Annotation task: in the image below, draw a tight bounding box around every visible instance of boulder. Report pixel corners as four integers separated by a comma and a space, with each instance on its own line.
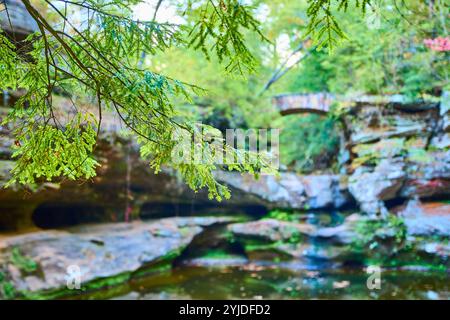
345, 98, 449, 216
417, 242, 450, 259
301, 175, 349, 208
348, 158, 406, 216
396, 200, 450, 237
227, 219, 318, 260
312, 213, 362, 245
215, 171, 351, 210
0, 216, 235, 298
226, 214, 366, 263
400, 150, 450, 199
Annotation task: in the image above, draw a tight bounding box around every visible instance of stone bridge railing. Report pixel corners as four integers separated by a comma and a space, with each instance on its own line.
273, 92, 440, 116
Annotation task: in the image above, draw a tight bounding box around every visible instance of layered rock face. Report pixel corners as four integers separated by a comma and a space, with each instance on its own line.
345, 96, 450, 216
217, 95, 448, 269
214, 171, 352, 210
213, 96, 449, 216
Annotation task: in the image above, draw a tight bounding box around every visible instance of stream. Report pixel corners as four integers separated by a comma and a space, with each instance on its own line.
67, 265, 449, 300
57, 211, 449, 300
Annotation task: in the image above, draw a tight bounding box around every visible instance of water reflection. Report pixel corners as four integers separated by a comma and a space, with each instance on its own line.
69, 266, 449, 300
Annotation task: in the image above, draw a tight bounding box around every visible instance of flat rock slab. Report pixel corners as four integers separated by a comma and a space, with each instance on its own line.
182, 256, 249, 268
397, 201, 450, 237
0, 216, 235, 295
227, 219, 317, 242
227, 218, 353, 264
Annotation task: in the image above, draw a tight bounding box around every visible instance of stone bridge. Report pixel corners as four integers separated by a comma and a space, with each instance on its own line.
273, 92, 439, 116
273, 93, 334, 115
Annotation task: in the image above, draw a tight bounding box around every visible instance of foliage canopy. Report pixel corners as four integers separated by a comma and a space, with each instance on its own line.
0, 0, 447, 196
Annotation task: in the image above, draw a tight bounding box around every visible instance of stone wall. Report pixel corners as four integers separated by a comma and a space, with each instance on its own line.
345, 95, 449, 216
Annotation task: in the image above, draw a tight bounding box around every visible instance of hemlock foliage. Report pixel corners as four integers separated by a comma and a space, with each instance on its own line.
1, 0, 275, 199
0, 0, 447, 197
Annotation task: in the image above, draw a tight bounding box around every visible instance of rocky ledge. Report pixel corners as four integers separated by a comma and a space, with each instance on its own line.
224, 202, 449, 269
215, 171, 352, 210
345, 94, 450, 216
0, 216, 236, 299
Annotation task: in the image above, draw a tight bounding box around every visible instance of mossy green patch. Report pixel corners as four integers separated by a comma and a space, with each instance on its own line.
263, 209, 301, 222
197, 249, 241, 260
0, 270, 16, 300
10, 247, 37, 273
349, 215, 449, 269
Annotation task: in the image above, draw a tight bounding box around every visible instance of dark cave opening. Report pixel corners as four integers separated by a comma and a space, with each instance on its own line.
139, 201, 268, 219
32, 203, 107, 229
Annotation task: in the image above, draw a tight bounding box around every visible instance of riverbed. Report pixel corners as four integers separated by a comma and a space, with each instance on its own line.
67, 265, 449, 300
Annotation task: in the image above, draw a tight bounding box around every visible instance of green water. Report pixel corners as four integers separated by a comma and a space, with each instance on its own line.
61, 210, 449, 300
67, 265, 449, 300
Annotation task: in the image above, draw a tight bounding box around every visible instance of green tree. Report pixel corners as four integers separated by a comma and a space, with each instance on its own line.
265, 0, 449, 97
1, 0, 419, 197
1, 0, 272, 200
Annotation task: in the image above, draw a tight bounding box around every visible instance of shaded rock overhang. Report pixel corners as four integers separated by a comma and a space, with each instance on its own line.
0, 0, 38, 41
